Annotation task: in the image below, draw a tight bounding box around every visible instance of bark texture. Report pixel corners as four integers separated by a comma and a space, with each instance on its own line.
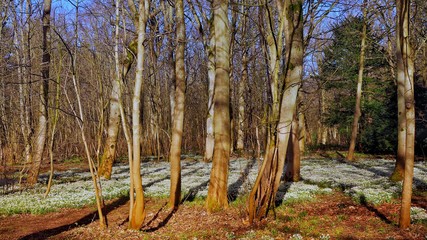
206, 0, 231, 213
391, 0, 407, 182
99, 80, 121, 179
204, 20, 216, 162
27, 0, 51, 185
129, 0, 148, 230
169, 0, 186, 208
248, 0, 303, 223
397, 0, 415, 229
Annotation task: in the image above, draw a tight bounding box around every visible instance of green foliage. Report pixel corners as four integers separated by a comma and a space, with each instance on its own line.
319, 16, 396, 153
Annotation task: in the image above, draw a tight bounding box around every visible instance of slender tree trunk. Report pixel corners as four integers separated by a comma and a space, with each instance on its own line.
236, 4, 248, 151
169, 0, 186, 208
114, 0, 135, 224
398, 0, 415, 229
391, 0, 407, 182
13, 2, 32, 165
44, 52, 62, 198
286, 113, 301, 182
248, 0, 303, 223
347, 0, 367, 161
58, 0, 107, 228
129, 0, 148, 229
319, 88, 328, 145
99, 38, 136, 179
237, 51, 248, 151
206, 0, 231, 213
204, 20, 215, 162
298, 111, 306, 153
27, 0, 51, 185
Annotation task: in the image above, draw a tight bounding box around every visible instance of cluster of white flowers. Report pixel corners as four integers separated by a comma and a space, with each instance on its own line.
0, 157, 426, 219
301, 158, 426, 204
411, 206, 427, 223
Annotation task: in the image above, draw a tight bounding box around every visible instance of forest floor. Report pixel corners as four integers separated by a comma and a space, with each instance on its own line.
1, 192, 426, 239
0, 154, 426, 239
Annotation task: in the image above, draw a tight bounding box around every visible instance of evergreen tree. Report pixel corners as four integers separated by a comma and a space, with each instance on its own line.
319, 16, 396, 153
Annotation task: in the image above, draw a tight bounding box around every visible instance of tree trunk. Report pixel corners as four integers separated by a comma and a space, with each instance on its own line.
27, 0, 51, 185
206, 0, 231, 213
298, 111, 306, 153
286, 113, 301, 182
129, 0, 148, 230
391, 1, 407, 182
236, 6, 248, 151
169, 0, 186, 209
398, 0, 415, 229
248, 0, 303, 223
99, 37, 136, 179
99, 80, 121, 179
347, 0, 367, 161
114, 0, 135, 224
237, 51, 247, 151
204, 19, 215, 162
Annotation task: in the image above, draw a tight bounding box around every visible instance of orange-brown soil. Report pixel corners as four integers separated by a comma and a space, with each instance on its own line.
0, 192, 425, 240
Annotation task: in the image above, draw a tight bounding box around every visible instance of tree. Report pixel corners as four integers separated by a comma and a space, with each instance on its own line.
27, 0, 51, 185
187, 0, 216, 162
56, 0, 107, 228
206, 0, 231, 213
319, 16, 395, 154
169, 0, 186, 208
397, 0, 415, 229
129, 0, 149, 230
248, 0, 303, 223
347, 0, 368, 161
99, 37, 137, 180
236, 2, 248, 151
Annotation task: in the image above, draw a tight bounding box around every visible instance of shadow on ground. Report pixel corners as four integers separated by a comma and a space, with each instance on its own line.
19, 196, 129, 240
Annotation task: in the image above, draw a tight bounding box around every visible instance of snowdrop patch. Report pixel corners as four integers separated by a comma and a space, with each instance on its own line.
0, 157, 426, 217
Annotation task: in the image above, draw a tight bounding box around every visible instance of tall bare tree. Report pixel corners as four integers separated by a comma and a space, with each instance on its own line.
99, 39, 137, 180
397, 0, 415, 229
27, 0, 51, 185
236, 2, 248, 151
391, 1, 407, 182
206, 0, 231, 213
187, 0, 216, 162
248, 0, 303, 223
347, 0, 368, 161
169, 0, 186, 208
129, 0, 149, 230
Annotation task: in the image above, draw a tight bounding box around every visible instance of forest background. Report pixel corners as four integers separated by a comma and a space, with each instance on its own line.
0, 0, 426, 232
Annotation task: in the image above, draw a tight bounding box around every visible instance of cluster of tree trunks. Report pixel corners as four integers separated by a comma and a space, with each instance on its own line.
2, 0, 419, 231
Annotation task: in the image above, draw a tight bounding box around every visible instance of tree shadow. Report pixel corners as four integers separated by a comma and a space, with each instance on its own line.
142, 207, 177, 232
345, 161, 427, 190
275, 181, 293, 207
142, 202, 168, 228
19, 196, 130, 240
228, 158, 256, 202
181, 180, 209, 203
359, 194, 393, 225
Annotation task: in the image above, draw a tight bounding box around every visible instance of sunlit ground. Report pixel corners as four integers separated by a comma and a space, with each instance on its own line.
1, 156, 426, 222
